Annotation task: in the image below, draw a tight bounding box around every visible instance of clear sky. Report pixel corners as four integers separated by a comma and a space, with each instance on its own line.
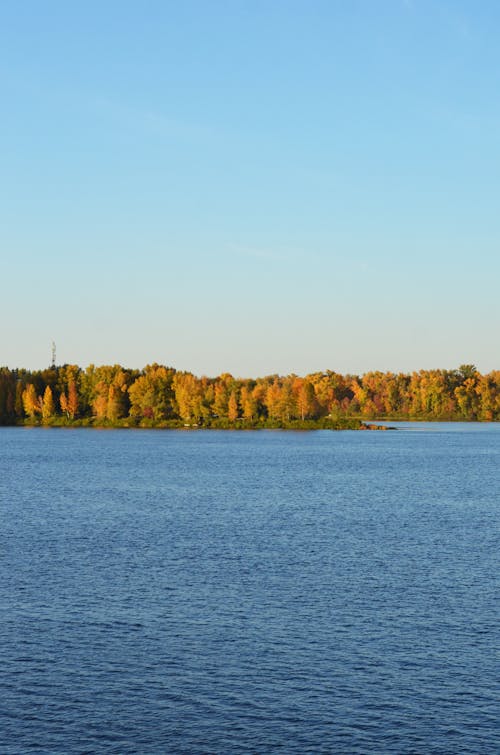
1, 0, 499, 377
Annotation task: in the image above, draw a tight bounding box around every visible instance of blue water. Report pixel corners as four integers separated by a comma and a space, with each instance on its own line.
1, 426, 498, 754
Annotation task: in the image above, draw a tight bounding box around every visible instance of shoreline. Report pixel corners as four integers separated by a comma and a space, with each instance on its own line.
1, 419, 394, 431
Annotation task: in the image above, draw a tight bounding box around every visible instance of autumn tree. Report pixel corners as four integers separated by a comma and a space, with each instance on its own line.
106, 384, 122, 421
23, 384, 41, 419
128, 365, 174, 421
0, 362, 498, 426
68, 379, 79, 418
294, 378, 317, 420
265, 379, 282, 420
309, 371, 350, 417
278, 379, 296, 421
92, 381, 108, 419
474, 374, 496, 421
228, 390, 239, 422
251, 382, 267, 420
213, 381, 229, 418
240, 384, 258, 421
455, 377, 479, 420
42, 386, 55, 422
57, 365, 81, 419
172, 372, 207, 423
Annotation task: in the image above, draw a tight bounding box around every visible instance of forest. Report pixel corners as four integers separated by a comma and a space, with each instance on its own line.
0, 362, 498, 428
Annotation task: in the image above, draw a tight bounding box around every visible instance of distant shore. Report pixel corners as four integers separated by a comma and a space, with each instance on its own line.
1, 362, 496, 427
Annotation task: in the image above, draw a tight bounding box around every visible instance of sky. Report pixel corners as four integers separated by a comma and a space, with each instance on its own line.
1, 0, 499, 377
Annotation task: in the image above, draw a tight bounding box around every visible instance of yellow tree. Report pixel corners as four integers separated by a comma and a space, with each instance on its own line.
213, 381, 229, 418
228, 390, 239, 422
310, 372, 338, 416
294, 378, 316, 420
23, 384, 41, 419
92, 381, 108, 418
455, 377, 479, 419
42, 386, 55, 423
265, 379, 282, 420
361, 372, 388, 416
128, 365, 174, 421
476, 373, 500, 421
171, 372, 206, 422
240, 384, 257, 421
87, 366, 131, 420
278, 378, 296, 421
106, 385, 121, 421
349, 378, 367, 415
58, 364, 80, 420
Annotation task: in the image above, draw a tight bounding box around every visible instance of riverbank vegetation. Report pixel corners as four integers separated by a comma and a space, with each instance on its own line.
0, 363, 497, 428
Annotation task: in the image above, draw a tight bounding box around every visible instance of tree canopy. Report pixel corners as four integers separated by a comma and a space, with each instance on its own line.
0, 363, 498, 427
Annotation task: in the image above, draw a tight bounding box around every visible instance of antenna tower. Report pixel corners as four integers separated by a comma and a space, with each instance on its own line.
51, 341, 56, 368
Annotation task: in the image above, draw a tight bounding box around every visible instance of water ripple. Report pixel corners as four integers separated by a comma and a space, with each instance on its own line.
0, 427, 498, 753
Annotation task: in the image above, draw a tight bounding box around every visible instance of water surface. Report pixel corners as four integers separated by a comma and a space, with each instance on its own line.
1, 426, 498, 753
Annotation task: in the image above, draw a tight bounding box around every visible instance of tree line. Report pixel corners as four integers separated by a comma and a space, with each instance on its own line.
0, 363, 497, 428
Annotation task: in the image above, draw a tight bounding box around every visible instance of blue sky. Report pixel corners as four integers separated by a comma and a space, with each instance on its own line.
1, 0, 499, 376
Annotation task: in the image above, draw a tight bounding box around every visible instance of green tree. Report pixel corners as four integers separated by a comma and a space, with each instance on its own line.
129, 364, 175, 421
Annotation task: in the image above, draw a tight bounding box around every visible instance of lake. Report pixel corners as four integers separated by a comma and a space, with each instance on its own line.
1, 425, 498, 753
